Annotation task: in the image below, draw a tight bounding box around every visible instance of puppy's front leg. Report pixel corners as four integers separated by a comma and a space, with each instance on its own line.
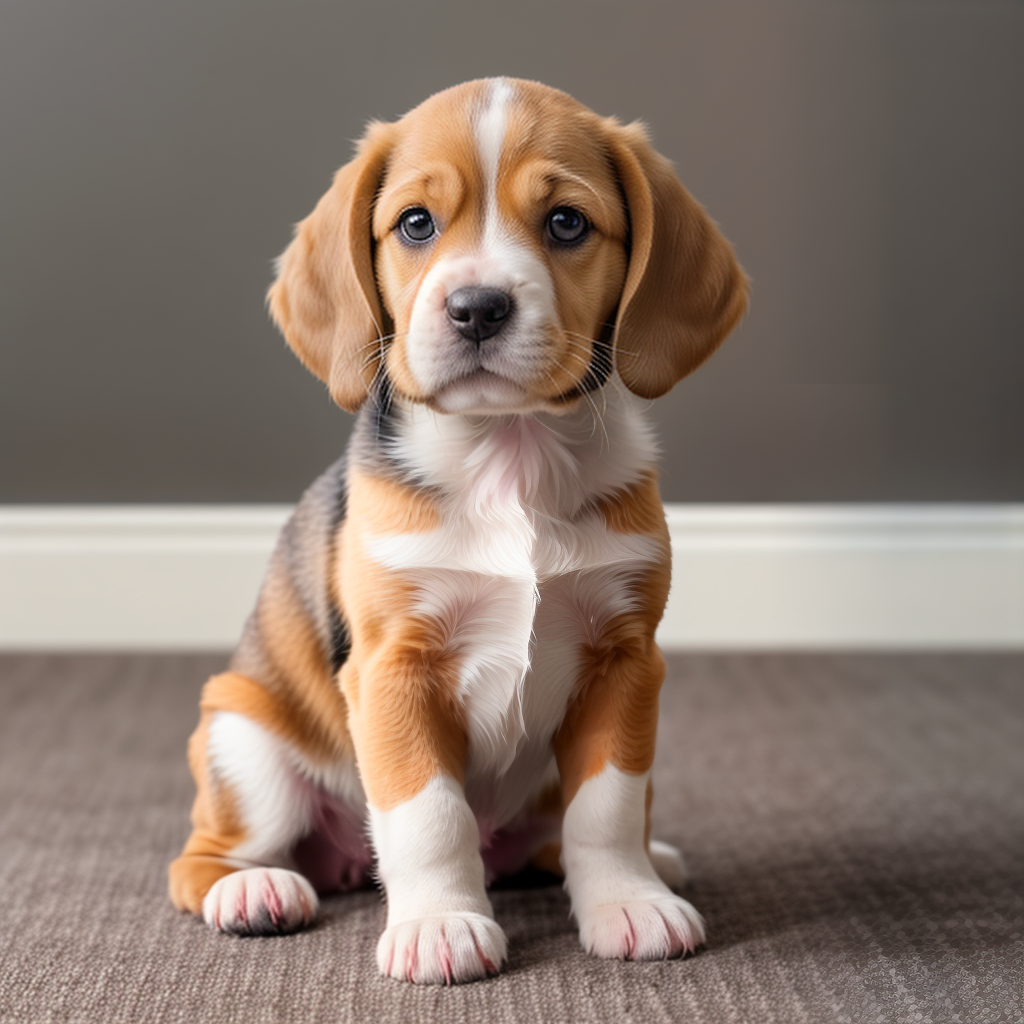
342, 650, 505, 984
555, 638, 705, 961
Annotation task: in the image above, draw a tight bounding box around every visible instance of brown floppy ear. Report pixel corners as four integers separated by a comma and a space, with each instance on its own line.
267, 121, 395, 413
605, 121, 749, 398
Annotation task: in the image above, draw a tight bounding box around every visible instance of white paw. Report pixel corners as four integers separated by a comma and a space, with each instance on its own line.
578, 894, 706, 960
376, 912, 507, 985
202, 867, 318, 936
648, 839, 689, 891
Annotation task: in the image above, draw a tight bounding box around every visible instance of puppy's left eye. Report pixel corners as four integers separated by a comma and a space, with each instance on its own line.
546, 206, 590, 245
397, 207, 436, 244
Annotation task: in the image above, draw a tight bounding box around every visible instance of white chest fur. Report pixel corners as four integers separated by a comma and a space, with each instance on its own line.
365, 386, 662, 827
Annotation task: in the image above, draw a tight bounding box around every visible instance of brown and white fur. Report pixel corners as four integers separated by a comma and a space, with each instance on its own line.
169, 78, 747, 984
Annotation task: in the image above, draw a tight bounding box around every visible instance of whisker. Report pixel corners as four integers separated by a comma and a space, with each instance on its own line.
543, 355, 609, 452
358, 330, 412, 405
353, 331, 401, 358
558, 335, 614, 420
562, 328, 641, 363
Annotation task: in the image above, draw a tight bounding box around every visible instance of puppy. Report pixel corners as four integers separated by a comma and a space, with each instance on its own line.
169, 78, 747, 984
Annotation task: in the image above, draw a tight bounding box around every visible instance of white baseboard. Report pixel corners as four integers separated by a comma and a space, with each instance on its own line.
1, 505, 1021, 650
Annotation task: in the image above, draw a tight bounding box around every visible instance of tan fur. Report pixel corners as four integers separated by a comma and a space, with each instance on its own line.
366, 81, 631, 407
269, 80, 750, 416
345, 468, 440, 537
337, 474, 468, 810
268, 122, 396, 412
555, 481, 672, 804
340, 633, 468, 811
235, 570, 352, 760
492, 85, 632, 399
594, 471, 667, 536
172, 79, 746, 930
370, 85, 489, 405
555, 626, 668, 804
607, 121, 750, 397
171, 472, 453, 902
169, 708, 247, 914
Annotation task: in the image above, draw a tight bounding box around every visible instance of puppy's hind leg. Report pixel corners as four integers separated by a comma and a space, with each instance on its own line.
524, 839, 690, 891
169, 673, 365, 936
647, 839, 689, 891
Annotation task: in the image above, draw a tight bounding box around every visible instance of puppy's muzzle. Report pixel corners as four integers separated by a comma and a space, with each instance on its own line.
446, 287, 514, 343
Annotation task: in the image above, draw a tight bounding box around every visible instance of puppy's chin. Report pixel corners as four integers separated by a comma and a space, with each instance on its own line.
428, 369, 558, 416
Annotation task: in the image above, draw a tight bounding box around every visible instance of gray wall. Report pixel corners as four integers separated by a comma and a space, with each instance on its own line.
2, 0, 1021, 504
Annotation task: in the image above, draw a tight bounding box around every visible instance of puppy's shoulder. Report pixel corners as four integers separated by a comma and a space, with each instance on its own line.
587, 470, 667, 539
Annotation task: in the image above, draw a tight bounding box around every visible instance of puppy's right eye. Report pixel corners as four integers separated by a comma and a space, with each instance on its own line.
397, 207, 436, 244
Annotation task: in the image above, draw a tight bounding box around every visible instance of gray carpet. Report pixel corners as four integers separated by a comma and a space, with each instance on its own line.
0, 653, 1020, 1024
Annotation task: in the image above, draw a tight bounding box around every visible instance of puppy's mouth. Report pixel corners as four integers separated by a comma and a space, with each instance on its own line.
391, 326, 588, 415
429, 368, 543, 415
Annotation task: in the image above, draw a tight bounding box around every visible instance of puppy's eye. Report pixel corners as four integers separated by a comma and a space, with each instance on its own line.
546, 206, 589, 245
397, 207, 436, 244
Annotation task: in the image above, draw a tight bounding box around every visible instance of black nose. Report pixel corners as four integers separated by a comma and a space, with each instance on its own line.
446, 287, 513, 343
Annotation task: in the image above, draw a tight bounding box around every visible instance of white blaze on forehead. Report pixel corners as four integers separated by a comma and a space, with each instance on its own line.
403, 76, 562, 402
476, 78, 514, 245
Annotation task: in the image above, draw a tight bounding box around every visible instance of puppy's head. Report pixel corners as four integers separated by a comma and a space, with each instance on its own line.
269, 78, 747, 415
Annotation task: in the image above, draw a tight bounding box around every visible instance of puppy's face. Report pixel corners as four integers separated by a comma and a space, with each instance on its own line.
372, 80, 628, 415
269, 79, 747, 415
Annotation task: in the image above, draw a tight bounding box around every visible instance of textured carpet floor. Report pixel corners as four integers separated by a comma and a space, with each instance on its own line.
0, 653, 1020, 1024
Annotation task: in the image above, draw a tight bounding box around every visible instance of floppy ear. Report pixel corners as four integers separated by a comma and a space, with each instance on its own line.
267, 121, 395, 413
605, 121, 749, 398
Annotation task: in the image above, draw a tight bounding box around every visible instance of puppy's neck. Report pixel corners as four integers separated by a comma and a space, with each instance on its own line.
355, 379, 658, 521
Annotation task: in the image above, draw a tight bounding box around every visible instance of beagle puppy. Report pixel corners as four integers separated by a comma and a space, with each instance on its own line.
169, 78, 747, 984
